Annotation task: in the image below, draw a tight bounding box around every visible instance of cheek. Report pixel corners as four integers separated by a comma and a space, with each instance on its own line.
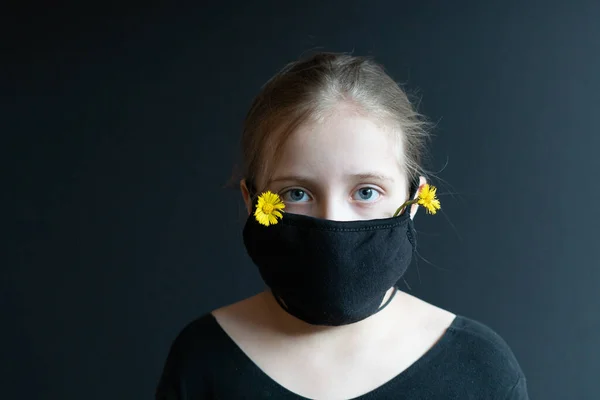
354, 197, 398, 220
383, 187, 410, 216
281, 203, 312, 217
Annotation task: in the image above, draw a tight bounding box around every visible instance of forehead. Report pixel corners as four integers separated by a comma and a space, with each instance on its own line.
270, 108, 406, 182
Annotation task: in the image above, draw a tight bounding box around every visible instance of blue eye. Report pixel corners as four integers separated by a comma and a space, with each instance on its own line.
353, 187, 380, 202
281, 189, 310, 203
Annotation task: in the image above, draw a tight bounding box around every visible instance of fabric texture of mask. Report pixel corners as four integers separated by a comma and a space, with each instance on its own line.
242, 206, 418, 326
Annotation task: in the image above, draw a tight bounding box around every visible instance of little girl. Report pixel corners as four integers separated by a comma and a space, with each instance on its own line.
156, 51, 528, 399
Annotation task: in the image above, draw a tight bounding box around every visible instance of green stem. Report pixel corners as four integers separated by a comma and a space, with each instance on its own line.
393, 199, 418, 217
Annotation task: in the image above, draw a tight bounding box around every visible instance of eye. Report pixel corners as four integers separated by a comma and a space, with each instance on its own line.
281, 188, 311, 203
352, 187, 381, 202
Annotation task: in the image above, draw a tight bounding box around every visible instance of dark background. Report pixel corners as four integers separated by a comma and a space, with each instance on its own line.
4, 1, 599, 399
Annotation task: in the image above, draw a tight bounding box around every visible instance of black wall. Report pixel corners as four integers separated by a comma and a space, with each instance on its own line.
5, 1, 600, 399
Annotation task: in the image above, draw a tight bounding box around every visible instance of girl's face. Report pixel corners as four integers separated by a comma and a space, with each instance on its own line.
253, 105, 411, 222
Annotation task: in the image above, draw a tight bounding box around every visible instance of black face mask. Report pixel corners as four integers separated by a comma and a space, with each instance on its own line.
242, 203, 418, 326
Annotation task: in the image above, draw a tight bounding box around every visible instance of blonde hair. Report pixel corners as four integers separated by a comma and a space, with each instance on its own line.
239, 51, 432, 197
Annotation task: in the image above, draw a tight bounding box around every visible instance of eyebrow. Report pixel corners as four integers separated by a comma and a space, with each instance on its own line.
268, 173, 395, 185
349, 173, 395, 184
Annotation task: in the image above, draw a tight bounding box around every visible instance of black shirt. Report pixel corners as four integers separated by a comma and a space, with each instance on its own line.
156, 313, 529, 399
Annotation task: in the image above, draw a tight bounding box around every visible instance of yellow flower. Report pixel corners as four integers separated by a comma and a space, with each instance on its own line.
254, 191, 286, 226
393, 183, 442, 217
417, 183, 441, 215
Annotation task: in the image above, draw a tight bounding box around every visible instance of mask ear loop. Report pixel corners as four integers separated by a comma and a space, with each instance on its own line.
272, 288, 398, 316
377, 286, 398, 312
272, 291, 289, 310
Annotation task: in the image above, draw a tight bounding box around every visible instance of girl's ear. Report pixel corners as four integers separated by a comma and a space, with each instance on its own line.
240, 179, 252, 215
409, 176, 426, 220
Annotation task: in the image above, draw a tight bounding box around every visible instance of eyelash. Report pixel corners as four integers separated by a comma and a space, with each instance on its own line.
280, 188, 311, 203
279, 186, 383, 203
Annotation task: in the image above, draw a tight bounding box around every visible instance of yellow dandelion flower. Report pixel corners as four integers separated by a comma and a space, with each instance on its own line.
254, 191, 286, 226
417, 184, 441, 215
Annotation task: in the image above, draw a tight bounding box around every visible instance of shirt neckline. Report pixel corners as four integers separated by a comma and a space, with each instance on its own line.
208, 312, 462, 399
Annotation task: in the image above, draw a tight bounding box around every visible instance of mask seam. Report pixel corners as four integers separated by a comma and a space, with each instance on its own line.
274, 221, 411, 232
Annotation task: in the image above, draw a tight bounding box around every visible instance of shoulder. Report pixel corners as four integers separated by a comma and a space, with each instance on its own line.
155, 294, 267, 398
155, 313, 225, 399
443, 315, 528, 397
409, 293, 524, 379
403, 291, 528, 398
160, 312, 227, 369
449, 315, 524, 372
